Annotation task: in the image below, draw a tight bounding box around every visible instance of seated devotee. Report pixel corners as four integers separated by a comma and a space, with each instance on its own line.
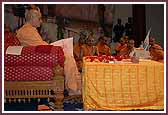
73, 36, 99, 74
74, 36, 85, 59
16, 7, 81, 95
149, 37, 164, 62
118, 39, 136, 58
80, 36, 99, 57
115, 36, 127, 55
96, 36, 111, 56
73, 36, 85, 72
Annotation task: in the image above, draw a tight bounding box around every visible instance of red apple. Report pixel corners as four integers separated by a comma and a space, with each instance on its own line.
115, 56, 123, 61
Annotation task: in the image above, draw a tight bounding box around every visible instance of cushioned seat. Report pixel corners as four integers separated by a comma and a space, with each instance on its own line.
4, 32, 65, 110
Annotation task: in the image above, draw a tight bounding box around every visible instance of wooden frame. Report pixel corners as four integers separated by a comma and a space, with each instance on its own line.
4, 65, 64, 111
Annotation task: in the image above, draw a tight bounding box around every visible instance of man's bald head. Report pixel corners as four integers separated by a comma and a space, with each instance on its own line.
26, 9, 41, 20
26, 9, 42, 28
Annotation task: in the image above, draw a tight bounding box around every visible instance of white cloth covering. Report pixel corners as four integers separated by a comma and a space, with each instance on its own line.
6, 46, 24, 55
50, 37, 74, 57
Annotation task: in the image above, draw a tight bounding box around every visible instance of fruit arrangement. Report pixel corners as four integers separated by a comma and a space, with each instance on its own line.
84, 55, 126, 63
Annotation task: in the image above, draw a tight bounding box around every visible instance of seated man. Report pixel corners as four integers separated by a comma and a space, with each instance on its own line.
72, 36, 98, 74
115, 36, 127, 55
96, 36, 111, 56
16, 7, 81, 95
80, 36, 99, 57
73, 36, 85, 72
149, 37, 164, 62
118, 39, 136, 58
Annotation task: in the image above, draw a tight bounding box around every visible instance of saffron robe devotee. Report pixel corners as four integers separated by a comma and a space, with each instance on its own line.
149, 37, 164, 62
73, 37, 84, 59
80, 36, 99, 57
73, 37, 84, 72
16, 8, 81, 95
96, 36, 111, 56
115, 36, 127, 55
118, 39, 136, 58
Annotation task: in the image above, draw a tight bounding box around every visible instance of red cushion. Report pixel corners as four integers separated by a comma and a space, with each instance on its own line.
35, 45, 53, 54
4, 32, 64, 81
5, 46, 64, 67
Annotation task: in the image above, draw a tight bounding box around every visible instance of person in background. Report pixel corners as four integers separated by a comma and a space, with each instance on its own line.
125, 17, 134, 37
113, 18, 125, 42
118, 39, 136, 58
115, 36, 127, 55
4, 5, 18, 32
149, 37, 164, 62
40, 16, 58, 43
73, 36, 85, 72
96, 36, 111, 56
16, 7, 81, 95
94, 27, 104, 45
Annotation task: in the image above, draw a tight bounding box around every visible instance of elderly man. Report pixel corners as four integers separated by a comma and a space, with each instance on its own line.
149, 37, 164, 62
16, 7, 81, 95
17, 8, 48, 46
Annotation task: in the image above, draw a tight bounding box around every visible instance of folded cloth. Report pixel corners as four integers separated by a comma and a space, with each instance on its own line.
6, 46, 23, 55
35, 45, 53, 54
